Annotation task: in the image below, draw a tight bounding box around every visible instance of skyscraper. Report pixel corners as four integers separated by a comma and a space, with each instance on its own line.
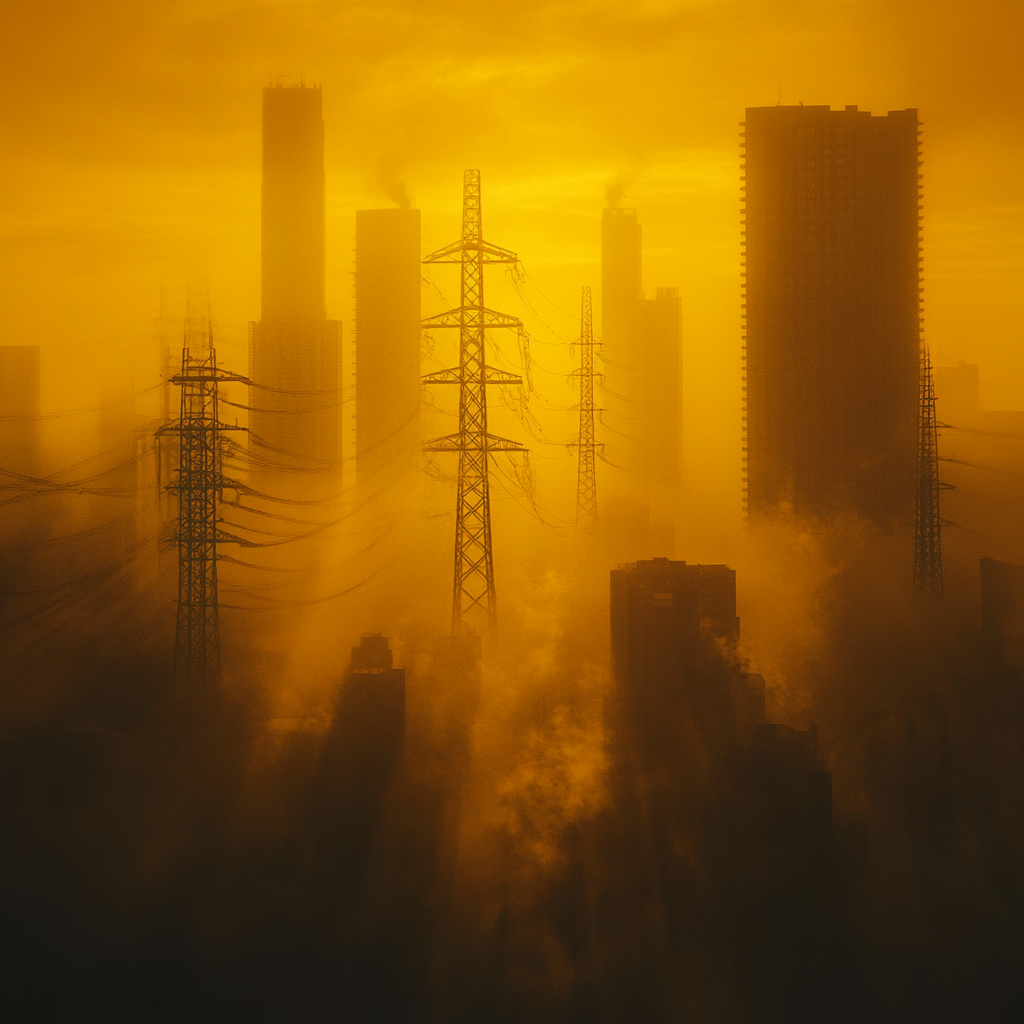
639, 288, 681, 489
601, 207, 643, 482
601, 209, 682, 556
355, 208, 421, 482
742, 104, 920, 524
249, 83, 340, 465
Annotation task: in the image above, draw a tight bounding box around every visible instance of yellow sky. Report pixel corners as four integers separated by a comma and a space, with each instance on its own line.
1, 0, 1021, 500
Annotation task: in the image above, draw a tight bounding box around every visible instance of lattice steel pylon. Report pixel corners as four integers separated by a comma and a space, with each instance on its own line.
568, 285, 603, 535
914, 343, 947, 595
160, 329, 248, 684
423, 169, 526, 635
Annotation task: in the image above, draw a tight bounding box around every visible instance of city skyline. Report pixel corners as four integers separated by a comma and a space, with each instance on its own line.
1, 3, 1022, 1020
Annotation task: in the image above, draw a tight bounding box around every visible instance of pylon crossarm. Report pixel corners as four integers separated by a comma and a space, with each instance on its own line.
423, 366, 522, 385
170, 371, 250, 386
215, 528, 249, 545
425, 433, 526, 452
422, 368, 463, 384
484, 434, 526, 451
484, 368, 523, 385
424, 433, 466, 451
423, 240, 467, 263
478, 242, 518, 263
158, 421, 247, 434
422, 308, 523, 330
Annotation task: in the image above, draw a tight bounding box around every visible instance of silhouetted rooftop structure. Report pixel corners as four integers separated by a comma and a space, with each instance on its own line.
611, 557, 739, 676
349, 632, 395, 673
611, 558, 756, 753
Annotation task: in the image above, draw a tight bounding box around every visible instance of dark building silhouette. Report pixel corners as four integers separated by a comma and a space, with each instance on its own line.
611, 557, 740, 690
340, 633, 406, 758
743, 104, 920, 525
249, 83, 339, 465
601, 209, 681, 556
304, 634, 405, 904
610, 557, 761, 773
607, 557, 841, 1016
354, 208, 421, 482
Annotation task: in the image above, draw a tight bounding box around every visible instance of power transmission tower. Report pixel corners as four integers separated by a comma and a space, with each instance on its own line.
422, 169, 526, 635
914, 343, 948, 595
160, 330, 248, 684
569, 285, 603, 535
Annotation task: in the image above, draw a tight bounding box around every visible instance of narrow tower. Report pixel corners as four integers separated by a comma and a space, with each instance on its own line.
570, 286, 602, 535
249, 83, 340, 466
355, 207, 422, 482
422, 170, 525, 634
914, 344, 944, 594
601, 207, 642, 478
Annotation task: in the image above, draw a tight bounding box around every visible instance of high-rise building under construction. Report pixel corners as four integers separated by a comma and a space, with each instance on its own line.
249, 83, 340, 465
742, 104, 920, 524
355, 208, 421, 481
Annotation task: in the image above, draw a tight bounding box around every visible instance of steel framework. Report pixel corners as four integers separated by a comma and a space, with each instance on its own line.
160, 340, 247, 683
914, 344, 947, 595
569, 286, 603, 535
423, 169, 525, 634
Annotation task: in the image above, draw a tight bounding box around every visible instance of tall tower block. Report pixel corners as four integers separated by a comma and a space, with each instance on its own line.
742, 105, 920, 525
250, 84, 340, 465
601, 207, 642, 481
355, 208, 422, 481
601, 207, 681, 557
640, 286, 682, 489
